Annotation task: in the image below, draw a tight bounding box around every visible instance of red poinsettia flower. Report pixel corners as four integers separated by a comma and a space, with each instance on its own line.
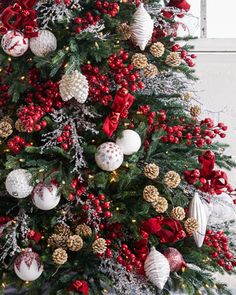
156, 218, 186, 243
68, 280, 89, 295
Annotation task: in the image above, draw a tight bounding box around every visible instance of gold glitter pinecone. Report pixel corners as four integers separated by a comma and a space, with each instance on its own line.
117, 23, 131, 40
190, 105, 201, 117
1, 116, 13, 125
67, 235, 83, 251
152, 197, 168, 213
144, 163, 160, 179
185, 217, 199, 235
182, 92, 193, 102
0, 121, 13, 138
52, 248, 68, 265
75, 224, 92, 237
171, 207, 186, 220
143, 185, 159, 203
54, 223, 71, 238
150, 42, 165, 58
143, 64, 159, 78
165, 52, 181, 67
92, 238, 107, 254
15, 119, 26, 132
164, 171, 181, 188
47, 234, 68, 249
131, 53, 148, 69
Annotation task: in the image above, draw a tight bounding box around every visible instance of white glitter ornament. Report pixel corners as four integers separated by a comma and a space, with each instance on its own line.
144, 247, 170, 290
5, 169, 33, 199
116, 129, 141, 155
130, 3, 154, 51
59, 70, 89, 104
14, 249, 43, 281
189, 193, 208, 248
29, 30, 57, 57
95, 142, 124, 171
32, 182, 61, 210
1, 31, 29, 57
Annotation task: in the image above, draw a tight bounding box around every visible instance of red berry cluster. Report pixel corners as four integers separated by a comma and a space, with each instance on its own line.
204, 230, 236, 272
17, 104, 48, 133
54, 0, 71, 6
56, 124, 73, 151
117, 244, 142, 273
82, 193, 113, 219
108, 50, 145, 92
7, 136, 28, 154
95, 1, 119, 17
70, 177, 86, 201
100, 222, 123, 240
0, 79, 10, 108
152, 26, 168, 42
74, 13, 101, 34
172, 44, 196, 67
81, 64, 112, 105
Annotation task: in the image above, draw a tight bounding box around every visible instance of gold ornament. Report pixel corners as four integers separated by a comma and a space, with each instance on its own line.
165, 52, 181, 67
171, 207, 186, 220
143, 64, 159, 78
54, 223, 71, 238
67, 235, 83, 251
182, 92, 193, 102
143, 185, 159, 202
92, 238, 107, 254
75, 224, 92, 237
150, 42, 165, 58
52, 248, 68, 265
164, 171, 181, 188
152, 197, 168, 213
190, 105, 201, 117
117, 23, 131, 40
131, 53, 148, 69
15, 119, 26, 132
185, 217, 199, 235
144, 163, 160, 179
0, 121, 13, 138
47, 234, 68, 249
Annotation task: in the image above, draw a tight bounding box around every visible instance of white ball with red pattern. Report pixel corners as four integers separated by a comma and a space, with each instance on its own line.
95, 142, 124, 171
32, 182, 61, 210
1, 31, 29, 57
116, 129, 141, 155
14, 249, 43, 281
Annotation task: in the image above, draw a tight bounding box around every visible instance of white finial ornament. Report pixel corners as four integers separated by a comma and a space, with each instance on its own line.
130, 3, 154, 51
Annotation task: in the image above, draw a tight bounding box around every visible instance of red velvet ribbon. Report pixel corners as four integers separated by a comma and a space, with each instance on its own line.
103, 89, 134, 137
0, 0, 38, 37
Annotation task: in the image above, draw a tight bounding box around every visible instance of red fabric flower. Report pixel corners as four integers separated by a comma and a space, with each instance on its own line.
68, 280, 89, 295
156, 218, 186, 243
27, 230, 42, 243
142, 216, 163, 234
168, 0, 190, 12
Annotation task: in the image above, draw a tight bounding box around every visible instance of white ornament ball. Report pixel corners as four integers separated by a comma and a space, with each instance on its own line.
1, 30, 29, 57
30, 30, 57, 57
144, 247, 170, 290
59, 70, 89, 104
116, 129, 141, 155
95, 142, 124, 171
14, 249, 43, 281
5, 169, 33, 199
32, 182, 61, 210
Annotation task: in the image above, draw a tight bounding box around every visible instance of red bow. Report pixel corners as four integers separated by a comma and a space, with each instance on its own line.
68, 280, 89, 295
103, 88, 134, 137
0, 0, 38, 38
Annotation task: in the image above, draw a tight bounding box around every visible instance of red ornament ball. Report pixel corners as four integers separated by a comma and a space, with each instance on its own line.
163, 247, 186, 272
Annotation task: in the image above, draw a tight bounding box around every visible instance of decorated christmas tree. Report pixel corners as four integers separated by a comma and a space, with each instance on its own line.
0, 0, 236, 294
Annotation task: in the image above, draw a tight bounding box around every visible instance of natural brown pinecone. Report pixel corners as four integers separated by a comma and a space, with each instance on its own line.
150, 42, 165, 58
67, 235, 83, 251
143, 185, 159, 202
92, 238, 107, 254
0, 121, 13, 138
184, 217, 199, 235
131, 53, 148, 69
182, 92, 193, 102
75, 224, 92, 237
143, 64, 159, 78
165, 52, 181, 67
54, 223, 71, 238
47, 234, 68, 249
152, 197, 168, 213
164, 171, 181, 188
171, 207, 186, 220
15, 119, 26, 132
190, 105, 201, 117
117, 23, 132, 40
52, 248, 68, 265
144, 163, 160, 179
1, 116, 13, 125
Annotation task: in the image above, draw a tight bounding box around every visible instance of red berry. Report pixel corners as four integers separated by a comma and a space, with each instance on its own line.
217, 259, 225, 266
225, 263, 232, 272
126, 264, 133, 272
117, 256, 123, 264
225, 252, 233, 259
104, 211, 112, 218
